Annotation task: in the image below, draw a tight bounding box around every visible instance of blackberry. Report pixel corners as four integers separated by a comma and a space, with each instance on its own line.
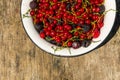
34, 22, 44, 33
66, 3, 71, 11
99, 5, 105, 14
70, 23, 77, 29
29, 1, 37, 9
50, 40, 57, 45
82, 39, 92, 47
77, 23, 82, 26
82, 24, 91, 33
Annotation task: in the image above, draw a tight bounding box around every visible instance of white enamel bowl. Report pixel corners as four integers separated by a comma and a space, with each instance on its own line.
21, 0, 116, 56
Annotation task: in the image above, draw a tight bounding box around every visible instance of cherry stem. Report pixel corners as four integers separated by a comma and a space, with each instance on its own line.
23, 9, 31, 18
51, 46, 65, 53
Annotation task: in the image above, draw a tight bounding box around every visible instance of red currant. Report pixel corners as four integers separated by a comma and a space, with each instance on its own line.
40, 32, 46, 38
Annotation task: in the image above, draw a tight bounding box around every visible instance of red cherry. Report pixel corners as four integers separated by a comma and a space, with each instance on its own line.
68, 34, 73, 38
67, 15, 73, 20
30, 10, 35, 16
57, 25, 63, 31
55, 36, 61, 43
49, 11, 54, 15
56, 14, 62, 19
95, 1, 99, 4
64, 12, 68, 17
85, 19, 91, 24
79, 20, 84, 25
76, 11, 81, 16
82, 13, 88, 18
40, 32, 46, 38
53, 0, 57, 3
75, 4, 80, 9
57, 3, 61, 6
74, 32, 79, 36
52, 5, 58, 10
77, 0, 82, 3
61, 36, 67, 41
67, 41, 73, 47
50, 23, 55, 27
98, 22, 104, 29
96, 7, 100, 12
80, 34, 85, 39
45, 22, 49, 26
45, 31, 50, 36
53, 20, 57, 24
64, 31, 69, 36
79, 8, 84, 13
93, 29, 100, 38
99, 0, 104, 3
44, 2, 49, 7
50, 31, 56, 37
47, 26, 52, 30
64, 25, 72, 30
92, 7, 96, 12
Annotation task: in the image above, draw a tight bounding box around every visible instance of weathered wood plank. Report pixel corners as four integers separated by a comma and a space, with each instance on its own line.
0, 0, 120, 80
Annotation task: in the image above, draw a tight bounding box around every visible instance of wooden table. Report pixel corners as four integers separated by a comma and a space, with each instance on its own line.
0, 0, 120, 80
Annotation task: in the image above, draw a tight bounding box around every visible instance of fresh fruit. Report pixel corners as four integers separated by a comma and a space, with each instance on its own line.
34, 22, 44, 33
93, 29, 100, 38
72, 41, 81, 49
29, 1, 37, 9
40, 32, 46, 38
82, 39, 92, 47
82, 24, 91, 33
67, 41, 73, 47
28, 0, 105, 49
99, 5, 105, 14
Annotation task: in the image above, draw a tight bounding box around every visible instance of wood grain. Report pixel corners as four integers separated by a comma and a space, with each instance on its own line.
0, 0, 120, 80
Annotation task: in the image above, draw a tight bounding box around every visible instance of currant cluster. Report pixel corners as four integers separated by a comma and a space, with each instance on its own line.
29, 0, 105, 49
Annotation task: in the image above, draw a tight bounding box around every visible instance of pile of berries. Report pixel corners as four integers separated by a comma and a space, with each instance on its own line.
29, 0, 105, 49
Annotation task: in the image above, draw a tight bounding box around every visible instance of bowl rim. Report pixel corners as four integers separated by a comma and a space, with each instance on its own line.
20, 0, 119, 57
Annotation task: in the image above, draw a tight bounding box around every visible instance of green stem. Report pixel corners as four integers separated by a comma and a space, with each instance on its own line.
22, 9, 31, 18
51, 46, 65, 53
67, 48, 72, 54
103, 9, 117, 15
